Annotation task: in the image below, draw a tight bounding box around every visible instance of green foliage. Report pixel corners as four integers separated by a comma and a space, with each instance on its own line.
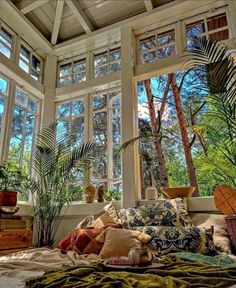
30, 122, 96, 247
0, 160, 29, 194
104, 190, 121, 201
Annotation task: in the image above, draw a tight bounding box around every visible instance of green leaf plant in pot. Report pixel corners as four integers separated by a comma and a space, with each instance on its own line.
29, 122, 96, 247
0, 160, 29, 208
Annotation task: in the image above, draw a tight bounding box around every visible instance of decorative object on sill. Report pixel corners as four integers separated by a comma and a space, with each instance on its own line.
128, 247, 153, 266
85, 184, 96, 203
214, 184, 236, 215
145, 187, 158, 200
161, 186, 195, 199
225, 215, 236, 254
97, 185, 105, 202
0, 206, 19, 215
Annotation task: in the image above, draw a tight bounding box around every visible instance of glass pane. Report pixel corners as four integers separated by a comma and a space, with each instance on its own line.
94, 66, 108, 78
0, 97, 5, 140
31, 69, 40, 81
207, 13, 228, 31
140, 37, 156, 52
113, 110, 121, 178
15, 88, 27, 106
19, 59, 29, 73
57, 119, 69, 137
74, 72, 86, 83
109, 49, 121, 61
60, 63, 72, 77
142, 51, 156, 63
93, 94, 107, 111
59, 76, 72, 87
157, 45, 176, 58
20, 46, 30, 63
209, 30, 229, 41
157, 30, 175, 46
94, 53, 108, 67
110, 62, 121, 73
72, 100, 84, 116
186, 20, 205, 38
71, 117, 84, 146
32, 55, 40, 72
73, 60, 86, 73
0, 43, 11, 58
57, 102, 70, 118
0, 76, 8, 94
0, 28, 12, 48
28, 98, 38, 112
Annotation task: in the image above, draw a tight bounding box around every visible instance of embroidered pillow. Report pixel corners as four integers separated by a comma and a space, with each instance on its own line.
134, 226, 214, 255
118, 198, 192, 228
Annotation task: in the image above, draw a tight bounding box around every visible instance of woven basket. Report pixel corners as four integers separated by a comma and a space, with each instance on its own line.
225, 215, 236, 254
214, 185, 236, 215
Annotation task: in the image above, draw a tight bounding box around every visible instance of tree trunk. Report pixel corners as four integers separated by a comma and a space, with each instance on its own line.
144, 79, 169, 188
139, 150, 146, 199
169, 73, 199, 196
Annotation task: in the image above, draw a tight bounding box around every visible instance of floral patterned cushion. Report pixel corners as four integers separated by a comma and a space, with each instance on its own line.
134, 226, 214, 255
118, 198, 192, 228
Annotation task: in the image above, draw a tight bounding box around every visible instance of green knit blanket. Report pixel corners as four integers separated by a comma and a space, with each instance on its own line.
25, 254, 236, 288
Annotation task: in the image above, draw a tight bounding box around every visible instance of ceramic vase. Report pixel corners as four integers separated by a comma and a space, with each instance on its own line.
85, 184, 96, 203
145, 187, 158, 200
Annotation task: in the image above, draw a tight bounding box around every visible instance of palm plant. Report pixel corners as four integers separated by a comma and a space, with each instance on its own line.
186, 37, 236, 186
30, 122, 96, 247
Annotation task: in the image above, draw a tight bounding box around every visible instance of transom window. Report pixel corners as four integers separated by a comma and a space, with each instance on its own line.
19, 44, 41, 82
58, 58, 86, 87
186, 12, 229, 50
92, 90, 122, 195
0, 26, 13, 59
8, 87, 40, 174
139, 29, 176, 64
0, 75, 8, 150
93, 48, 121, 78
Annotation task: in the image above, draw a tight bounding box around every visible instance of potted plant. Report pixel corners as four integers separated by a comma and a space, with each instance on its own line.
30, 122, 96, 247
0, 161, 29, 207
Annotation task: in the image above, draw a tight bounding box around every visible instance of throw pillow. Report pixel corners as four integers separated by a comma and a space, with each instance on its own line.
190, 213, 231, 253
96, 228, 151, 258
118, 198, 192, 229
76, 215, 95, 229
134, 226, 214, 255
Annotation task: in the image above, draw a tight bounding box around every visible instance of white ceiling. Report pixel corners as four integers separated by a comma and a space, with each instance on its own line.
10, 0, 174, 45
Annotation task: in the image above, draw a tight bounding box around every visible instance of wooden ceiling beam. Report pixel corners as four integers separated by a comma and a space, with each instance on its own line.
18, 0, 50, 14
51, 0, 64, 45
144, 0, 154, 11
66, 0, 94, 33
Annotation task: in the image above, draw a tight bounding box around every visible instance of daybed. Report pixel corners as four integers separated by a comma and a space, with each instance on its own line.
0, 198, 236, 288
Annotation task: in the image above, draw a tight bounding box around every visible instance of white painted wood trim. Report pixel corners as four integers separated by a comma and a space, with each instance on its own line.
19, 0, 50, 14
51, 0, 64, 45
144, 0, 154, 11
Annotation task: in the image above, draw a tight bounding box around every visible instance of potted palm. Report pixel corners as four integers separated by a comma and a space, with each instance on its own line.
30, 122, 96, 247
0, 161, 29, 207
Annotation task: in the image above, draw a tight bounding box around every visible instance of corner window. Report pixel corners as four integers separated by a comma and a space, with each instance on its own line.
19, 45, 41, 81
59, 58, 86, 87
0, 27, 13, 59
93, 48, 121, 78
8, 87, 40, 174
186, 12, 229, 50
139, 29, 176, 64
0, 75, 8, 149
92, 90, 122, 196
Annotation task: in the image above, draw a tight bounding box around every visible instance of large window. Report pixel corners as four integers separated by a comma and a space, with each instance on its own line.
8, 87, 40, 174
92, 90, 122, 196
186, 12, 229, 50
93, 48, 121, 78
138, 29, 176, 64
0, 75, 8, 150
0, 26, 13, 59
19, 44, 41, 81
58, 58, 86, 87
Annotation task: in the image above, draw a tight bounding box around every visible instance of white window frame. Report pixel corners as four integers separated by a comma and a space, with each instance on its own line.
92, 46, 121, 78
18, 41, 43, 83
0, 74, 9, 155
136, 24, 177, 64
0, 22, 15, 60
91, 89, 122, 193
183, 8, 231, 48
9, 85, 41, 174
57, 55, 87, 88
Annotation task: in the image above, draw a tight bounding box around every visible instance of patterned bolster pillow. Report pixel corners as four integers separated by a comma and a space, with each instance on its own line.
134, 226, 215, 255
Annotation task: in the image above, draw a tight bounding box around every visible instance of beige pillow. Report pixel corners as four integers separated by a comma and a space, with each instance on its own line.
190, 213, 231, 253
96, 228, 150, 258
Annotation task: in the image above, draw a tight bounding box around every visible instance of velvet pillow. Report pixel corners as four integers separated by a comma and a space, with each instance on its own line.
134, 226, 215, 255
118, 198, 192, 229
96, 228, 151, 258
